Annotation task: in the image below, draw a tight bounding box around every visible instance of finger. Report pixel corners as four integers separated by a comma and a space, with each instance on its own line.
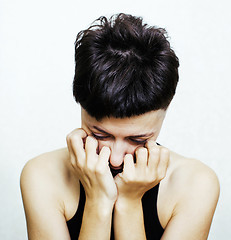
66, 128, 87, 166
157, 147, 169, 180
96, 146, 111, 174
66, 133, 75, 165
114, 172, 123, 186
136, 147, 148, 170
147, 143, 160, 171
123, 154, 135, 178
85, 136, 98, 169
145, 139, 157, 149
67, 128, 87, 140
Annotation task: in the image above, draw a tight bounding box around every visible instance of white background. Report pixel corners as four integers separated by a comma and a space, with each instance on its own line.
0, 0, 230, 239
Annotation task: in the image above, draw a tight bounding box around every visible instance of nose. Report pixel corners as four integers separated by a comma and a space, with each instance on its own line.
109, 141, 128, 168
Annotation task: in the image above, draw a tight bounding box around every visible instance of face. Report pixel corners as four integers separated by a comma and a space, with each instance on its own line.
81, 108, 166, 174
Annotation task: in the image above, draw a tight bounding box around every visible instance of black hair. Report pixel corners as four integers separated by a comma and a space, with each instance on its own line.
73, 13, 179, 120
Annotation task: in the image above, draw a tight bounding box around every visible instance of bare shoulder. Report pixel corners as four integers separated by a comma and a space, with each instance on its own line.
166, 151, 220, 194
158, 150, 220, 229
20, 148, 74, 195
20, 148, 80, 223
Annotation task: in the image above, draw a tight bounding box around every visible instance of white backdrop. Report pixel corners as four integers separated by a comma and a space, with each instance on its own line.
0, 0, 230, 239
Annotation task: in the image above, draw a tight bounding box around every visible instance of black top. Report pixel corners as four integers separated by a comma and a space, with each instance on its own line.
66, 182, 164, 239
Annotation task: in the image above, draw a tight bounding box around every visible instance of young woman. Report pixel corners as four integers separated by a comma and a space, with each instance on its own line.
20, 13, 220, 240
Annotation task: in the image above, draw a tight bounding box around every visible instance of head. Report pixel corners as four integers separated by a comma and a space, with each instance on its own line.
73, 13, 179, 120
73, 13, 179, 172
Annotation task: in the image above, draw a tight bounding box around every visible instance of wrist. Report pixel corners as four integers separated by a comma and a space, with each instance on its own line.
115, 196, 142, 212
85, 197, 115, 218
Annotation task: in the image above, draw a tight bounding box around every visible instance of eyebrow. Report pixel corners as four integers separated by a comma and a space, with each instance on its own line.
92, 126, 155, 138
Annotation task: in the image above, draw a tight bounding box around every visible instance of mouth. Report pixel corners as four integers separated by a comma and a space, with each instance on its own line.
109, 164, 123, 177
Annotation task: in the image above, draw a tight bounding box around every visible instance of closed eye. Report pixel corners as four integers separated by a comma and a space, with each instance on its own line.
129, 138, 147, 145
91, 132, 110, 140
91, 131, 148, 144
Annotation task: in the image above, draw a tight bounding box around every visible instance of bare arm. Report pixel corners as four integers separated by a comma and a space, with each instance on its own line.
161, 165, 220, 240
114, 198, 146, 239
113, 141, 169, 239
78, 198, 114, 239
21, 128, 117, 240
112, 141, 219, 240
113, 165, 220, 240
20, 158, 71, 240
20, 158, 114, 240
66, 129, 117, 239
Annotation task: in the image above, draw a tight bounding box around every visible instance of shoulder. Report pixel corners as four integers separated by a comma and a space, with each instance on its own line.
167, 151, 220, 198
20, 148, 71, 193
20, 148, 80, 220
158, 150, 220, 231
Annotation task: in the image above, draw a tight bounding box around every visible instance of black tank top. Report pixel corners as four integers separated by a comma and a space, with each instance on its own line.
66, 182, 164, 239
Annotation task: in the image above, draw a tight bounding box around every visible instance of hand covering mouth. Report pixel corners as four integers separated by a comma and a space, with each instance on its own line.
109, 163, 124, 177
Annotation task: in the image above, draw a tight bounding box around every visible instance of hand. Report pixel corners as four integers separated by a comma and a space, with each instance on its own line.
114, 140, 169, 202
66, 128, 117, 204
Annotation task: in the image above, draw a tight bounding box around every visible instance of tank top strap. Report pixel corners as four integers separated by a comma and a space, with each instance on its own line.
66, 182, 85, 237
142, 183, 164, 239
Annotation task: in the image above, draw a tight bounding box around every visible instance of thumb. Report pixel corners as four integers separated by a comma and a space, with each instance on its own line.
114, 172, 123, 186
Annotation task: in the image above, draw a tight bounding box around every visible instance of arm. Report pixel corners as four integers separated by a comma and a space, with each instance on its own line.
114, 197, 146, 239
21, 129, 117, 240
113, 142, 219, 240
66, 129, 117, 239
161, 165, 220, 240
20, 156, 114, 240
20, 158, 71, 240
113, 141, 169, 240
79, 198, 114, 239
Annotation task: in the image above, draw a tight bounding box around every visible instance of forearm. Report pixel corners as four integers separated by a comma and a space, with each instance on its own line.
113, 198, 146, 240
78, 199, 114, 240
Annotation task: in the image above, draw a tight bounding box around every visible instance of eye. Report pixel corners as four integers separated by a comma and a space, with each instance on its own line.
91, 132, 110, 140
129, 138, 147, 145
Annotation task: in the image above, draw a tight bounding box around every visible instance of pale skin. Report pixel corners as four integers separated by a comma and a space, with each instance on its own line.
20, 108, 220, 240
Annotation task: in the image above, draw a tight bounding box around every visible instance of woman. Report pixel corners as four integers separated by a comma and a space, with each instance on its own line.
20, 13, 219, 239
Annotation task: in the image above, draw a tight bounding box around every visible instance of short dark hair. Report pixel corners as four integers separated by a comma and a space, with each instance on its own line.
73, 13, 179, 120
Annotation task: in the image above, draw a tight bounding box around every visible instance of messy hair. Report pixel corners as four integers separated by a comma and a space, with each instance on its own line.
73, 13, 179, 120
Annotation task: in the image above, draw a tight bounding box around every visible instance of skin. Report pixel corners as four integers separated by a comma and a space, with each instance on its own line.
20, 108, 220, 240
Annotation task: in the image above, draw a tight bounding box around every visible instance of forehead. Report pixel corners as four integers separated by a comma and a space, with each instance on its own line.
81, 109, 166, 136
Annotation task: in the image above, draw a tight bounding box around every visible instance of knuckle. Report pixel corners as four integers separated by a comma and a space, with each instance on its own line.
96, 166, 105, 175
160, 147, 170, 156
136, 147, 147, 156
67, 128, 87, 143
70, 158, 83, 171
163, 157, 169, 166
70, 156, 76, 166
76, 157, 84, 167
86, 136, 98, 145
66, 134, 71, 142
148, 175, 155, 183
69, 133, 80, 144
86, 164, 95, 172
150, 147, 160, 155
146, 140, 156, 148
159, 171, 166, 180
